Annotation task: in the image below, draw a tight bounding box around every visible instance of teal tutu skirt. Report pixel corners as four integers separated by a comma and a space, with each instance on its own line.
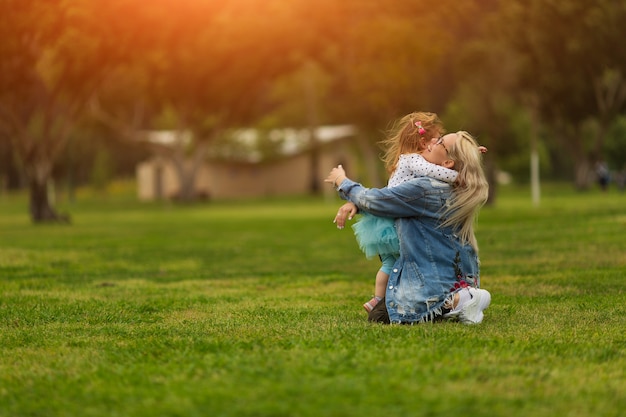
351, 213, 400, 259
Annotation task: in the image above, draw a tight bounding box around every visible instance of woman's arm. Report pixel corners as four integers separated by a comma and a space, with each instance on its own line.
325, 165, 449, 219
336, 179, 428, 218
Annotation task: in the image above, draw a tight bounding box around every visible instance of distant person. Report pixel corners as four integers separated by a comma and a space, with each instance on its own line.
326, 130, 491, 324
596, 161, 610, 191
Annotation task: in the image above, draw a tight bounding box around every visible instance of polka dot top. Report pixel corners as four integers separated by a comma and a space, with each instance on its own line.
388, 153, 458, 188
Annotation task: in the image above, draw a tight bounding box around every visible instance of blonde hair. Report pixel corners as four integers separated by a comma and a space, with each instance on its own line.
380, 112, 445, 174
441, 131, 489, 252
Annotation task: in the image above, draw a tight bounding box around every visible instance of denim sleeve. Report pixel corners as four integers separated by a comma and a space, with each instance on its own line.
336, 177, 438, 218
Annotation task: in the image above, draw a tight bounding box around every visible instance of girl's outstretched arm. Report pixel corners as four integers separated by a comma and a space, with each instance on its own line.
324, 165, 347, 188
333, 202, 357, 229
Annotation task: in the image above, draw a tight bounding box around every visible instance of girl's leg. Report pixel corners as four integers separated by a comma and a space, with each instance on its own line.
363, 254, 397, 313
376, 253, 396, 297
374, 269, 389, 299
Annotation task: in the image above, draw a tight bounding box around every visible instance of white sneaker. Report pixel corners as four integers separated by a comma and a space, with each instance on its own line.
442, 288, 471, 320
459, 288, 491, 324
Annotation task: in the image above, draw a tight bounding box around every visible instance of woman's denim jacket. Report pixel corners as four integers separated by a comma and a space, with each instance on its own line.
337, 176, 480, 324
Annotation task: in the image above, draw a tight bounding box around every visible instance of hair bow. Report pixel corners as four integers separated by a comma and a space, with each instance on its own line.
415, 121, 426, 136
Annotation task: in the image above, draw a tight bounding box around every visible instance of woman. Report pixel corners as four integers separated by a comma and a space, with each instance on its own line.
325, 131, 491, 324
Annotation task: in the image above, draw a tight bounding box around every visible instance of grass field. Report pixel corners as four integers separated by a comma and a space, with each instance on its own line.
1, 183, 625, 417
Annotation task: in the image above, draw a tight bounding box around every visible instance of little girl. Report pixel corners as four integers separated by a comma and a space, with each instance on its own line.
352, 112, 458, 312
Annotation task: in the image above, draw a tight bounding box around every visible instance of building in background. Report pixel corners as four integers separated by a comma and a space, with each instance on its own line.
136, 125, 360, 201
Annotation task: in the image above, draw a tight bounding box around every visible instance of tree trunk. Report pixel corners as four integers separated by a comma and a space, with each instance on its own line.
171, 157, 197, 202
29, 177, 67, 223
167, 136, 211, 203
169, 144, 211, 203
177, 168, 197, 202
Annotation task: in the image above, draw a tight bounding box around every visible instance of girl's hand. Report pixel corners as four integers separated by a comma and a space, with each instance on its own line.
334, 202, 358, 229
324, 165, 347, 187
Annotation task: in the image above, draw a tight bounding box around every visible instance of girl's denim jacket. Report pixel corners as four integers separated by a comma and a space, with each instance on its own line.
337, 176, 480, 323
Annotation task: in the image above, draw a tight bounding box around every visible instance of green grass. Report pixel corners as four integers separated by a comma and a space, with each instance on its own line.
1, 183, 625, 417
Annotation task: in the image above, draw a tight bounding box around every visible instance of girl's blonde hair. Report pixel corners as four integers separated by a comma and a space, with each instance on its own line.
380, 112, 445, 174
442, 131, 489, 252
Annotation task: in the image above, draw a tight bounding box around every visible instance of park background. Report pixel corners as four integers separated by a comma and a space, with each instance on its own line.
2, 0, 626, 220
1, 1, 626, 416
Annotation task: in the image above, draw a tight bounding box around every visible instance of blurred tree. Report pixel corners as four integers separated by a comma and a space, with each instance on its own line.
502, 0, 626, 189
90, 146, 113, 192
52, 118, 149, 202
442, 6, 529, 204
241, 0, 497, 191
91, 0, 301, 201
602, 116, 626, 171
0, 129, 22, 189
0, 0, 118, 222
293, 0, 495, 186
10, 0, 619, 211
